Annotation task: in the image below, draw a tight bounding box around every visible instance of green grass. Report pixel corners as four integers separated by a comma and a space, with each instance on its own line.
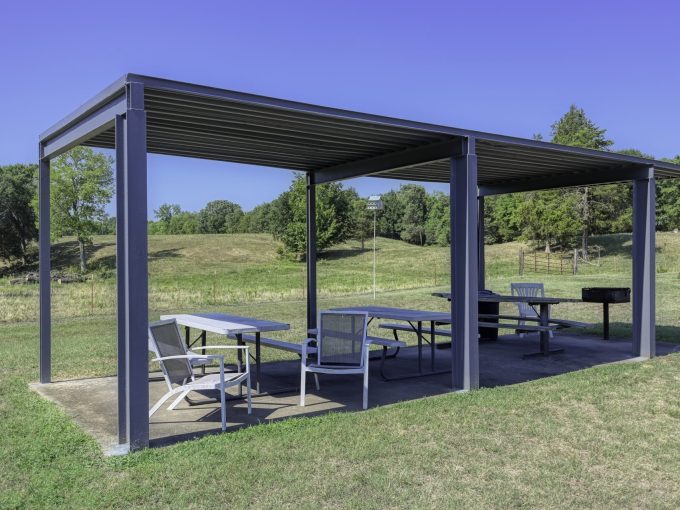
1, 233, 680, 508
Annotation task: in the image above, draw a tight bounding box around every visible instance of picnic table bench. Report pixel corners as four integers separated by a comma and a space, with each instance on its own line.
432, 292, 586, 356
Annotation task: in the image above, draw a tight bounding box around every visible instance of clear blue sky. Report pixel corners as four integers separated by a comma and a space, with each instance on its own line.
2, 0, 679, 215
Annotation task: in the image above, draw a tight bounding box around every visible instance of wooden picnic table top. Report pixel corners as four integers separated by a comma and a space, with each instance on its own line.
160, 313, 290, 335
330, 306, 451, 323
431, 292, 582, 305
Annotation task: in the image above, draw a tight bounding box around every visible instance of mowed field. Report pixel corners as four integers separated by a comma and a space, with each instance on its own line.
1, 233, 680, 508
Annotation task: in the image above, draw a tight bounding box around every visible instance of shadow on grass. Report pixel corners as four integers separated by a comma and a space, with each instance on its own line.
590, 321, 680, 344
88, 248, 184, 271
319, 247, 375, 261
51, 240, 115, 270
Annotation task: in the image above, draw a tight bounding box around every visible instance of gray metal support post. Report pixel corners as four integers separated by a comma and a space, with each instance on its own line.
478, 195, 485, 289
306, 172, 317, 332
122, 83, 149, 450
450, 137, 479, 390
115, 115, 127, 444
39, 152, 51, 384
632, 174, 656, 358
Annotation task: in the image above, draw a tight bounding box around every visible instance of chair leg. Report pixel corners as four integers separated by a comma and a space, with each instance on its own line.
168, 389, 191, 410
149, 390, 176, 417
362, 366, 369, 410
314, 373, 320, 391
220, 385, 226, 432
300, 367, 307, 407
246, 373, 252, 415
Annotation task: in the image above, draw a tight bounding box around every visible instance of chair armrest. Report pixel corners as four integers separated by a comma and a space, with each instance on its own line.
189, 346, 249, 373
191, 345, 249, 352
152, 354, 224, 363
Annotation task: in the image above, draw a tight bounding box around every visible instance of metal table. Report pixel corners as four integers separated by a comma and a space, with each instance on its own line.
432, 292, 582, 357
330, 306, 451, 379
161, 313, 290, 393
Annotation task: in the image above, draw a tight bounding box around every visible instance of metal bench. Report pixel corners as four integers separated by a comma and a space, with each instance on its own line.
232, 334, 316, 356
379, 320, 560, 358
380, 321, 558, 337
478, 314, 592, 330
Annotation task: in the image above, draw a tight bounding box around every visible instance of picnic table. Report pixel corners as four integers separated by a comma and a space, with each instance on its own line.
432, 292, 582, 356
160, 313, 289, 393
330, 306, 451, 379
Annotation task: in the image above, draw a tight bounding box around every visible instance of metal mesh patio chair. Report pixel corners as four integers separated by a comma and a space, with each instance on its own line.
300, 311, 370, 409
511, 282, 553, 338
148, 319, 251, 431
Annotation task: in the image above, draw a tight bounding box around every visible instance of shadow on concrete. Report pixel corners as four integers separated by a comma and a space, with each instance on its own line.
32, 333, 680, 453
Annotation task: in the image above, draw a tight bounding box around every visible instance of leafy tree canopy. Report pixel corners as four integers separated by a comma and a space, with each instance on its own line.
0, 164, 38, 264
50, 147, 114, 271
271, 175, 355, 258
197, 200, 244, 234
551, 105, 613, 150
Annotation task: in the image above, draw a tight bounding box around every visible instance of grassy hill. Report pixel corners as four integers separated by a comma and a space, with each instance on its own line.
2, 234, 680, 507
2, 232, 680, 333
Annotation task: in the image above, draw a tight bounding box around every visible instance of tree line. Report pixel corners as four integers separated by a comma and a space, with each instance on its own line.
1, 105, 679, 270
147, 179, 453, 259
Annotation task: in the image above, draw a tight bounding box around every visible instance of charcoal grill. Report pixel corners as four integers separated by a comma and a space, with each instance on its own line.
582, 287, 631, 340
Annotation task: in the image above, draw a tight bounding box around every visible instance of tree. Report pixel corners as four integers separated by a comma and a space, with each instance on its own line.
551, 105, 613, 150
550, 105, 614, 257
424, 191, 450, 246
376, 190, 402, 239
272, 175, 355, 258
239, 202, 275, 234
50, 147, 114, 271
169, 211, 199, 234
517, 190, 582, 250
658, 155, 680, 231
398, 184, 428, 245
350, 195, 373, 250
154, 203, 182, 234
197, 200, 244, 234
96, 215, 116, 235
485, 193, 523, 244
0, 164, 38, 264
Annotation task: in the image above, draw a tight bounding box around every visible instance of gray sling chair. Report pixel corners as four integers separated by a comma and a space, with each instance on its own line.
511, 282, 554, 338
300, 311, 371, 410
148, 319, 252, 431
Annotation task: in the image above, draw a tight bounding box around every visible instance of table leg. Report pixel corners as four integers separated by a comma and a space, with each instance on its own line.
201, 330, 207, 375
430, 321, 435, 371
236, 333, 243, 397
539, 303, 549, 355
523, 303, 564, 357
255, 331, 261, 394
417, 321, 422, 372
603, 303, 610, 340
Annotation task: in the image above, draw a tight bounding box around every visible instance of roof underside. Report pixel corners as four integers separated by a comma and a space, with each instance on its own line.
43, 74, 680, 190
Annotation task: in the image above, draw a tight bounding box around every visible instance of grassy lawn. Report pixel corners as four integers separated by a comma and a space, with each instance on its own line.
1, 233, 680, 508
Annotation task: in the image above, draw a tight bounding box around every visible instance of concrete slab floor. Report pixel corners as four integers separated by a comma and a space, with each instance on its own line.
31, 333, 680, 454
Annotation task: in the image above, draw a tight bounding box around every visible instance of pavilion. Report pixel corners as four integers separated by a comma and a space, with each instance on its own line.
38, 74, 680, 451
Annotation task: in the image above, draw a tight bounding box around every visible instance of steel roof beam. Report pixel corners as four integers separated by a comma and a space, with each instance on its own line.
42, 94, 126, 159
478, 165, 654, 196
314, 138, 464, 184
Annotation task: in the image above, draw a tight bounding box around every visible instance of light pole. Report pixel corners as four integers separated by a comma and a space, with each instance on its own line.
367, 195, 384, 300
